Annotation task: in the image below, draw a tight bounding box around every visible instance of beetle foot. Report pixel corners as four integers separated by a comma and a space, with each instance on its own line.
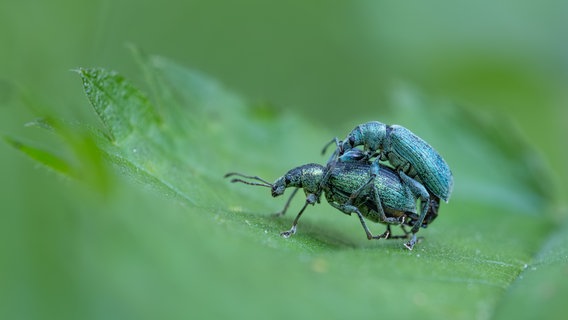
280, 225, 297, 238
404, 234, 418, 250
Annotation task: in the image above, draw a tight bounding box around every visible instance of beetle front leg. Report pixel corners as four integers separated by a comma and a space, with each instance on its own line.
404, 234, 418, 250
322, 137, 342, 165
367, 160, 406, 226
280, 193, 317, 238
274, 188, 299, 217
342, 158, 379, 205
342, 171, 401, 225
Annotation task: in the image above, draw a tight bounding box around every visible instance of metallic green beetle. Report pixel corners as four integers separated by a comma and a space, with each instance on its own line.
323, 121, 453, 234
226, 159, 435, 250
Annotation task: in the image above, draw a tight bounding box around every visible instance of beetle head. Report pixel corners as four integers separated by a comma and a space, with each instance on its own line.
272, 164, 325, 197
341, 121, 387, 152
226, 164, 325, 199
271, 175, 289, 197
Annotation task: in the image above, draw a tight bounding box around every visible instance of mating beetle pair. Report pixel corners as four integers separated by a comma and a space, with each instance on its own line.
226, 121, 453, 250
323, 121, 453, 233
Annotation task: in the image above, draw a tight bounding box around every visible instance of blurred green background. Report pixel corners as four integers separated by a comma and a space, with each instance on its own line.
2, 0, 567, 189
0, 0, 568, 190
1, 1, 567, 319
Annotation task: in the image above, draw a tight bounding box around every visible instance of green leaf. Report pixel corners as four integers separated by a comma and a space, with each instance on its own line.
4, 57, 565, 320
492, 219, 568, 319
4, 136, 75, 177
75, 68, 161, 142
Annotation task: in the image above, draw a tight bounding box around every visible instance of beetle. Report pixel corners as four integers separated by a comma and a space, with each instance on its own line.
226, 158, 433, 250
327, 149, 442, 229
322, 121, 453, 233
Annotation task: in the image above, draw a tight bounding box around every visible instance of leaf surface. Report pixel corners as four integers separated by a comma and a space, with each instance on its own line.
5, 56, 564, 320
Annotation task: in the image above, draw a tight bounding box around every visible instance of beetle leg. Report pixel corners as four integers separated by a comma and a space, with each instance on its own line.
344, 157, 380, 204
328, 202, 389, 240
319, 160, 336, 192
385, 224, 412, 239
273, 187, 299, 217
322, 137, 342, 166
399, 172, 429, 234
327, 201, 357, 217
344, 172, 400, 224
321, 137, 341, 155
280, 200, 308, 238
347, 175, 374, 203
346, 160, 404, 226
380, 225, 392, 239
280, 193, 317, 238
404, 234, 418, 250
353, 207, 393, 240
368, 158, 405, 224
339, 203, 389, 240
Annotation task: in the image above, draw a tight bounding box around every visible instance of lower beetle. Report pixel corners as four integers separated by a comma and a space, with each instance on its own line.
226, 159, 434, 250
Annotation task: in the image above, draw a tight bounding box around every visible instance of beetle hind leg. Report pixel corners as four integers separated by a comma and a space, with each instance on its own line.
398, 172, 429, 234
329, 202, 389, 240
384, 224, 411, 239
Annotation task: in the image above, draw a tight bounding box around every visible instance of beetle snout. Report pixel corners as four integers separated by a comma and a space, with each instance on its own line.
271, 185, 285, 197
271, 178, 286, 197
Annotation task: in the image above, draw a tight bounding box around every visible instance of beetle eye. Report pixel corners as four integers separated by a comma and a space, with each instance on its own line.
348, 136, 356, 147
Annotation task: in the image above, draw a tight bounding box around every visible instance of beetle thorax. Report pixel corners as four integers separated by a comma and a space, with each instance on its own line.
272, 164, 324, 197
361, 121, 387, 151
298, 164, 325, 194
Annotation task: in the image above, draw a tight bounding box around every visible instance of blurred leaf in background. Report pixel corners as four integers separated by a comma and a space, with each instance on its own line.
1, 1, 567, 320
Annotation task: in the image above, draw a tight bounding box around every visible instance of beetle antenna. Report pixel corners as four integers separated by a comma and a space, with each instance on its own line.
229, 178, 272, 188
224, 172, 273, 188
321, 137, 341, 155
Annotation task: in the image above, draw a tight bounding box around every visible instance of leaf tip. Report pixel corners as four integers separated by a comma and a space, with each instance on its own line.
3, 135, 22, 149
